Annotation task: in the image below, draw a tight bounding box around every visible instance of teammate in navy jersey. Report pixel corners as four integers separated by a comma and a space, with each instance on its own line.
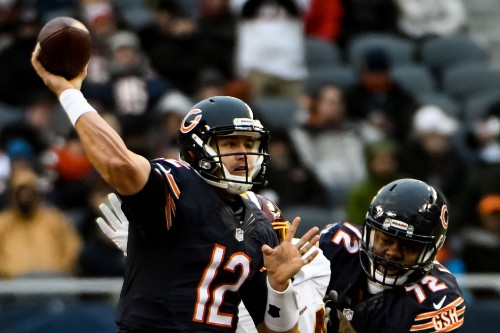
320, 178, 466, 333
32, 52, 320, 333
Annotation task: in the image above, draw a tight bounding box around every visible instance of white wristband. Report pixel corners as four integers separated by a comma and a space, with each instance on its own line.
59, 89, 97, 126
264, 278, 299, 332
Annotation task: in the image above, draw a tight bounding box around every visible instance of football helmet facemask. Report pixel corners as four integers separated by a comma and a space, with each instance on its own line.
178, 96, 270, 194
360, 178, 449, 287
272, 221, 290, 243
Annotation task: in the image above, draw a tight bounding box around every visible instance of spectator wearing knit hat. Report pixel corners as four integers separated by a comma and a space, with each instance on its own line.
344, 47, 418, 143
399, 104, 468, 203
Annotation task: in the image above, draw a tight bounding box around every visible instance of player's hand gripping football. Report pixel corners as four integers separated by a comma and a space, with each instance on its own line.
96, 193, 129, 256
262, 217, 319, 291
31, 49, 88, 97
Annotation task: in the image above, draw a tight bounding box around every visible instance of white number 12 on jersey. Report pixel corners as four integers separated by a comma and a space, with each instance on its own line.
194, 244, 252, 327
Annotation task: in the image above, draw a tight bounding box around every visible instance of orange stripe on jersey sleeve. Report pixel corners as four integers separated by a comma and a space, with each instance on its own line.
166, 173, 180, 199
153, 165, 180, 229
410, 297, 465, 332
414, 297, 465, 320
165, 193, 176, 230
410, 321, 435, 331
154, 163, 181, 199
441, 318, 465, 332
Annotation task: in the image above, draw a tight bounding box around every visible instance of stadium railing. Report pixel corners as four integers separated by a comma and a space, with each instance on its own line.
0, 274, 499, 333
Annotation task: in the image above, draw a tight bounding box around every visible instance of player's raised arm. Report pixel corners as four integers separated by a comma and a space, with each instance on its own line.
31, 51, 150, 195
259, 218, 319, 333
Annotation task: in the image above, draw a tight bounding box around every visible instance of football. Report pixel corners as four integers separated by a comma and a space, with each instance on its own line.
36, 16, 92, 80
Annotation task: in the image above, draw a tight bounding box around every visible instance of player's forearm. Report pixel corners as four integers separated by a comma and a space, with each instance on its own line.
262, 279, 300, 333
267, 277, 291, 292
74, 112, 150, 194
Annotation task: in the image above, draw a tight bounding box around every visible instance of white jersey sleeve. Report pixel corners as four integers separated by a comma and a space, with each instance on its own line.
237, 301, 258, 333
236, 239, 330, 333
292, 239, 330, 333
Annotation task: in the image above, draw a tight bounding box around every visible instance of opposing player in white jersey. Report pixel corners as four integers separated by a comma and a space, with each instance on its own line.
237, 192, 330, 333
97, 192, 330, 333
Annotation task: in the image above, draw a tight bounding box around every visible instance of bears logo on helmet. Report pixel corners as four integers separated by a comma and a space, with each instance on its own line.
178, 96, 270, 195
180, 109, 202, 133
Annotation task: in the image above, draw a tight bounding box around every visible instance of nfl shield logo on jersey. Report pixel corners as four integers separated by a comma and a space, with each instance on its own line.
235, 228, 244, 242
343, 308, 354, 321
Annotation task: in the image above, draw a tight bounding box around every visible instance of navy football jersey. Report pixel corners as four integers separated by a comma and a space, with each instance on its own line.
117, 158, 279, 332
319, 222, 466, 333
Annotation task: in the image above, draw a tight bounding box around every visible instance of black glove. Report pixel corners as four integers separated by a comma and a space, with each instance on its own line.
324, 290, 341, 333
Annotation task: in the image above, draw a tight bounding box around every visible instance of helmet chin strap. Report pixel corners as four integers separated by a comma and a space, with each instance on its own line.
220, 164, 255, 194
201, 176, 253, 194
202, 143, 262, 195
371, 266, 410, 287
199, 161, 254, 194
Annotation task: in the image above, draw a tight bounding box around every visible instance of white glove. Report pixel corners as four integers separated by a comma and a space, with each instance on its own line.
96, 193, 129, 256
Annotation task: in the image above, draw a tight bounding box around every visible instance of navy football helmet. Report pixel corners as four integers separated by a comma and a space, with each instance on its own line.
360, 178, 449, 287
178, 96, 270, 194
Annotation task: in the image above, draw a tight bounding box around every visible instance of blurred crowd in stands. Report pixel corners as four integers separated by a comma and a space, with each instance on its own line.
0, 0, 499, 303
